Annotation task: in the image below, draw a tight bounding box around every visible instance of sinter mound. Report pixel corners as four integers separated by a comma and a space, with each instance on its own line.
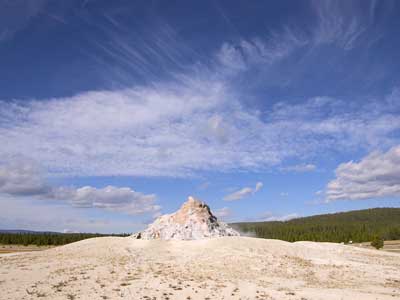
132, 196, 240, 240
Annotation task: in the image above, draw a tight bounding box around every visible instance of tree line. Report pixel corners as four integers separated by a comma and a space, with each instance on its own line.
0, 232, 130, 246
231, 208, 400, 243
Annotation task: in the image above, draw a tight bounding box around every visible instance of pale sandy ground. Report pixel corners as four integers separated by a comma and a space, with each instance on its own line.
0, 237, 399, 300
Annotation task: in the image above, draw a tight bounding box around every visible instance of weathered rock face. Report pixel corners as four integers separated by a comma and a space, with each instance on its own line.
132, 196, 240, 240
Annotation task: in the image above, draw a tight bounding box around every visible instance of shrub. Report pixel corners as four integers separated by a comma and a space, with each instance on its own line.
371, 235, 384, 249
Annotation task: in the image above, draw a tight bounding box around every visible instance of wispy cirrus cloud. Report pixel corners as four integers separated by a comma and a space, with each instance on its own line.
217, 26, 308, 74
223, 182, 263, 201
216, 0, 386, 76
311, 0, 369, 50
326, 145, 400, 201
0, 0, 47, 42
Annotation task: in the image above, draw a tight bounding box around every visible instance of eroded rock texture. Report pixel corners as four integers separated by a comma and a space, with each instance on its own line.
132, 196, 240, 240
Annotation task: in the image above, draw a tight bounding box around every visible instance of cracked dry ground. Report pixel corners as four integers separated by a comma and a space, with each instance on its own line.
0, 237, 399, 300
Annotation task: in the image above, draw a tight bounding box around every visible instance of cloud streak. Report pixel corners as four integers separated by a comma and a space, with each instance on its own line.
213, 207, 232, 220
217, 26, 308, 75
245, 211, 299, 222
216, 0, 385, 77
223, 182, 263, 201
0, 0, 47, 42
312, 0, 369, 50
280, 164, 316, 173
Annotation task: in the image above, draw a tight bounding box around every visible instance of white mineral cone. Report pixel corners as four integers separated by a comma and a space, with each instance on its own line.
132, 196, 240, 240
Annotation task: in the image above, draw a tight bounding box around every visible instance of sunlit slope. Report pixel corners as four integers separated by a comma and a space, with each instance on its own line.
0, 236, 399, 299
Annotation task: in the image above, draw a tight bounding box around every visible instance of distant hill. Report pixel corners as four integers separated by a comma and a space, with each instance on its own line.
231, 208, 400, 243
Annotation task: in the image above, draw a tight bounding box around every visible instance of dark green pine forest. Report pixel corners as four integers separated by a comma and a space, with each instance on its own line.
1, 208, 399, 246
0, 232, 129, 246
231, 208, 400, 243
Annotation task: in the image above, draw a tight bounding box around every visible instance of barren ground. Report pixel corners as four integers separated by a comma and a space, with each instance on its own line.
0, 237, 399, 300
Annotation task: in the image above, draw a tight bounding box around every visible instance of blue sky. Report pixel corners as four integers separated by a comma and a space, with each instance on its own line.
0, 0, 400, 233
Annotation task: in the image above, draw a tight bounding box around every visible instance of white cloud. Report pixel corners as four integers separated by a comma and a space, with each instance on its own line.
217, 43, 247, 71
0, 161, 160, 216
213, 207, 232, 219
326, 145, 400, 201
1, 85, 399, 178
266, 95, 400, 153
223, 182, 263, 201
207, 114, 230, 144
249, 211, 299, 222
224, 187, 253, 201
0, 160, 49, 196
55, 185, 159, 215
63, 229, 78, 233
0, 195, 145, 233
197, 181, 210, 191
280, 164, 316, 173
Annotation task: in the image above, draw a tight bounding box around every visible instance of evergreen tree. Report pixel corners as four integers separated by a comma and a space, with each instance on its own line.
232, 208, 400, 243
371, 235, 384, 249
